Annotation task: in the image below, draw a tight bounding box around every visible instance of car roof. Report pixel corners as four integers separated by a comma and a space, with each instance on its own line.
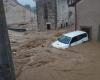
63, 31, 86, 38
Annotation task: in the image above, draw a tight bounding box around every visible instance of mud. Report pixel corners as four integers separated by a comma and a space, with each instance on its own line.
9, 30, 100, 80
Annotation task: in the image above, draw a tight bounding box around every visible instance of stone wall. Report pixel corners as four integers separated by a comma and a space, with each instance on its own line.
36, 0, 56, 30
57, 0, 69, 28
36, 0, 75, 30
3, 0, 37, 30
57, 0, 75, 28
77, 0, 100, 40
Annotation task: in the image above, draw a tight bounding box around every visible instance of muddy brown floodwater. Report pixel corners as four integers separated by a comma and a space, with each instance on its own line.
9, 30, 100, 80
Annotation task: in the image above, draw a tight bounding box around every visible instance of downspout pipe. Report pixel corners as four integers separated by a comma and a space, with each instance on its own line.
75, 4, 77, 30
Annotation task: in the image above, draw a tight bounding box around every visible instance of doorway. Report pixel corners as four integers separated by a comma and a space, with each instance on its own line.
81, 27, 92, 40
98, 25, 100, 42
47, 23, 51, 30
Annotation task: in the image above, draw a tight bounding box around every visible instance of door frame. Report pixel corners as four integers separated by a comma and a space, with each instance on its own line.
80, 26, 92, 40
98, 25, 100, 42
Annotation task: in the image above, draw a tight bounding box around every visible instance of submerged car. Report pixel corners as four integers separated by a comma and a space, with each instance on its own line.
52, 31, 88, 49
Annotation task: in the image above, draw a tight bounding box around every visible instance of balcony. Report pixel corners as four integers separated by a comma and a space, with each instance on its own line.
67, 0, 81, 6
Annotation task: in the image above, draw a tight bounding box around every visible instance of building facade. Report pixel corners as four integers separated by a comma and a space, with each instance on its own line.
3, 0, 37, 30
36, 0, 75, 30
36, 0, 57, 30
57, 0, 75, 28
77, 0, 100, 41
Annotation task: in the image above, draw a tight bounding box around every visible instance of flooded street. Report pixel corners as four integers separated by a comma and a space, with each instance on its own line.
9, 30, 100, 80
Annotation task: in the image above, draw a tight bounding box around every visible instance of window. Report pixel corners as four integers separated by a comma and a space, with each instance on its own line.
58, 36, 71, 44
70, 33, 87, 44
80, 33, 87, 39
70, 36, 78, 43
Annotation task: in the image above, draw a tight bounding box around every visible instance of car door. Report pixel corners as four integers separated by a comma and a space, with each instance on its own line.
80, 33, 88, 42
76, 35, 83, 44
70, 35, 83, 46
70, 36, 78, 46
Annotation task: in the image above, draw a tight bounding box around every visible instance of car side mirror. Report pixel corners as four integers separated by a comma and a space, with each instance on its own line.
70, 43, 72, 46
70, 44, 72, 46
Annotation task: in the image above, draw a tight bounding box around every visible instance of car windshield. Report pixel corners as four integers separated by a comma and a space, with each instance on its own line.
58, 36, 71, 44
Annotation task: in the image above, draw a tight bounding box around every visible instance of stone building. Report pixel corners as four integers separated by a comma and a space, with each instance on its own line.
3, 0, 37, 30
36, 0, 75, 30
77, 0, 100, 41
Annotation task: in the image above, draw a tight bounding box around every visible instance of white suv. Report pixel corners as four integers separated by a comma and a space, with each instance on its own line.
52, 31, 88, 49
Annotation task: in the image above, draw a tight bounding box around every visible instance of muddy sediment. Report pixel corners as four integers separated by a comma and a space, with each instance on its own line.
9, 30, 100, 80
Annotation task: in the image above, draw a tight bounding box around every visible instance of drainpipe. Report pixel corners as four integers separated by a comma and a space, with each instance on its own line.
36, 0, 39, 30
55, 0, 57, 29
75, 4, 77, 30
0, 0, 16, 80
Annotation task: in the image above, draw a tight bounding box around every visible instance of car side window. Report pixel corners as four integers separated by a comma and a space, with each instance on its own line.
70, 33, 87, 44
71, 36, 78, 43
80, 33, 87, 39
